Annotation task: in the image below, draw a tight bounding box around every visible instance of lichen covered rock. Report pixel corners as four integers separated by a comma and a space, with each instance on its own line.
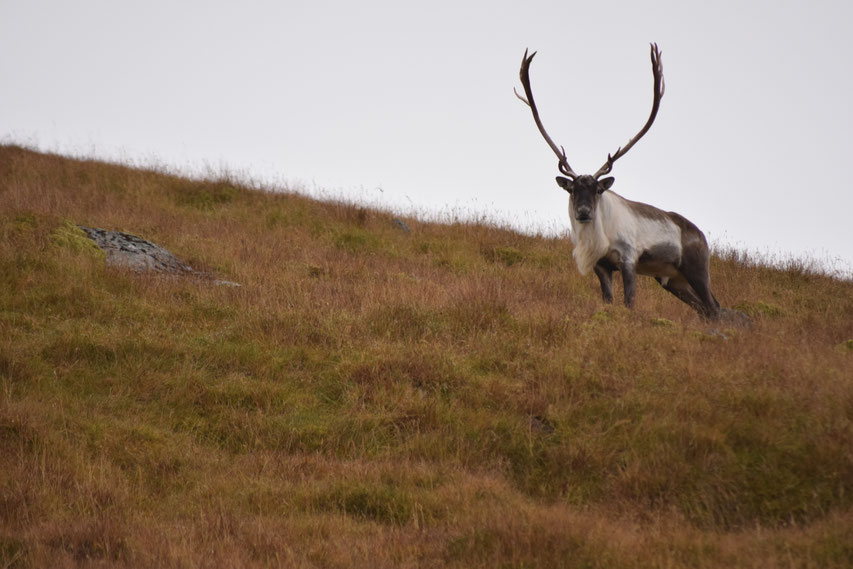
77, 226, 192, 273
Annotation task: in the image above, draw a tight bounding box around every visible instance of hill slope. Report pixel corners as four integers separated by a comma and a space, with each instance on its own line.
1, 145, 852, 568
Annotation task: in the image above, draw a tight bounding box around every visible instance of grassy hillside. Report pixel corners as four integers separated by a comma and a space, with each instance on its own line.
1, 144, 851, 568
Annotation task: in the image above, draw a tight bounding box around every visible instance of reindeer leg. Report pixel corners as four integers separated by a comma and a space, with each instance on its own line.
685, 277, 720, 320
593, 260, 614, 303
657, 276, 707, 315
621, 262, 637, 308
680, 252, 721, 321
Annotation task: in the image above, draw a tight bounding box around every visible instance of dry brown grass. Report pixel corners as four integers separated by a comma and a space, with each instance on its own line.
1, 144, 852, 567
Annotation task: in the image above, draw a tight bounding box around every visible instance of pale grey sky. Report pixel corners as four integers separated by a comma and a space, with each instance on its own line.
2, 1, 852, 276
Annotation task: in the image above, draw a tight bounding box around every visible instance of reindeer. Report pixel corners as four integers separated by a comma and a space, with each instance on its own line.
515, 43, 721, 321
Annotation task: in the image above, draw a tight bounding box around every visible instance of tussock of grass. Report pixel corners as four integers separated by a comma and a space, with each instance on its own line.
1, 144, 852, 567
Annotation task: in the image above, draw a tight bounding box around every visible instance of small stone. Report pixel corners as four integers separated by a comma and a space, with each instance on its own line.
391, 218, 411, 233
529, 415, 556, 435
719, 307, 752, 328
707, 328, 730, 340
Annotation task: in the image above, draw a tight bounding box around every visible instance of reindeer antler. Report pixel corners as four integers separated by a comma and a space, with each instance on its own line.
515, 49, 578, 179
593, 43, 665, 179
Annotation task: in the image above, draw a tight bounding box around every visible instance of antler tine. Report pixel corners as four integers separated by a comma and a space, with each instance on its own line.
593, 42, 665, 179
516, 49, 577, 179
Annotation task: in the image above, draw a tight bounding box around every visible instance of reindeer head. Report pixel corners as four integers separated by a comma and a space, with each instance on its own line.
515, 43, 665, 217
555, 174, 614, 223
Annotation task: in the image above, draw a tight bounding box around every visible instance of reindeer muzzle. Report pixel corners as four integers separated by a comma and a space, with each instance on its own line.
575, 206, 593, 223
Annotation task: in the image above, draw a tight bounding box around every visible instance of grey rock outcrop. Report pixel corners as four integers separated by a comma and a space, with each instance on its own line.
77, 226, 193, 274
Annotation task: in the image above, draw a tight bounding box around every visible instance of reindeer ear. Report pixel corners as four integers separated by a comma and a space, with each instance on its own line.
555, 176, 573, 193
598, 177, 615, 192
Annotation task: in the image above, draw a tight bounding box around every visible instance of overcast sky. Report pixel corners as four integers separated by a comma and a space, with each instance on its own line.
3, 1, 852, 276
